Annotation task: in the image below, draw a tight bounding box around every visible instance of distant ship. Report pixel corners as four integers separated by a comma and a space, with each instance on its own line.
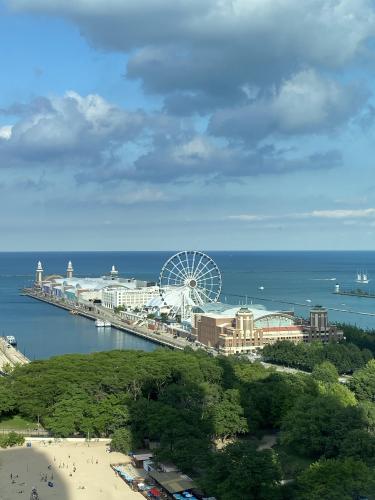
5, 335, 17, 346
104, 321, 111, 327
356, 271, 370, 284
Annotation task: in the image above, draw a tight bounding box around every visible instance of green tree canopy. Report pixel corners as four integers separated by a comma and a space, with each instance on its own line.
312, 361, 339, 383
349, 359, 375, 402
202, 442, 282, 500
296, 457, 375, 500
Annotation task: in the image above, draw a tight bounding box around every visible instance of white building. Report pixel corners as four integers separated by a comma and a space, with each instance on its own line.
102, 285, 160, 310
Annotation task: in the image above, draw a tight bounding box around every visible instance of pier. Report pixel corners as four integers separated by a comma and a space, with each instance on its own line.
22, 289, 190, 351
0, 337, 29, 373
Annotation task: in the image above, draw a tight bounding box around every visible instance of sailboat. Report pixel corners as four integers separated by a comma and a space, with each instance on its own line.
356, 271, 370, 284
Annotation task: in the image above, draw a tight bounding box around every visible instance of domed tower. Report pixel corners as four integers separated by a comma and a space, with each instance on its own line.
310, 305, 328, 332
35, 261, 43, 286
66, 261, 74, 279
110, 265, 119, 280
235, 307, 254, 336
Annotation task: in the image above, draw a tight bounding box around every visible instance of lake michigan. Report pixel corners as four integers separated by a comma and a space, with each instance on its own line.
1, 251, 375, 360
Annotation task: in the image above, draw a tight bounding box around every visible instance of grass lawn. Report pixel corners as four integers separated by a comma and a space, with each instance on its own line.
0, 415, 37, 431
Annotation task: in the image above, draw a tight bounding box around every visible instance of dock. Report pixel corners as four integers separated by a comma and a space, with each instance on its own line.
22, 289, 191, 351
0, 337, 29, 372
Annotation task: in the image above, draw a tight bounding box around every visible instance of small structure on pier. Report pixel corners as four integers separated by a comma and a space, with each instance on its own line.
66, 260, 74, 279
35, 261, 43, 286
110, 265, 119, 280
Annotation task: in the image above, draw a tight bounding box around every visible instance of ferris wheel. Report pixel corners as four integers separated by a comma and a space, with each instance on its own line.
158, 251, 222, 320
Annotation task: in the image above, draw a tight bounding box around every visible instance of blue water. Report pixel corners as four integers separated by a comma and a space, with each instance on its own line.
1, 251, 375, 360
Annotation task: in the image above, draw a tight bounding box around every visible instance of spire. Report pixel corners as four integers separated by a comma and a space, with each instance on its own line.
35, 260, 43, 285
110, 265, 119, 279
66, 260, 74, 279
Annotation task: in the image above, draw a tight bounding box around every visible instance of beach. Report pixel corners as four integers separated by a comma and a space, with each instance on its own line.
0, 440, 142, 500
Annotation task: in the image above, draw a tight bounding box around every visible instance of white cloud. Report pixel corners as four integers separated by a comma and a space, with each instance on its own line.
228, 208, 375, 221
0, 91, 145, 166
310, 208, 375, 218
0, 126, 13, 140
227, 214, 271, 221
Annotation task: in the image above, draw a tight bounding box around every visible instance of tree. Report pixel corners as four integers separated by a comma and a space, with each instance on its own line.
316, 382, 357, 407
349, 359, 375, 402
338, 429, 375, 466
202, 442, 282, 500
312, 361, 339, 384
296, 458, 375, 500
0, 379, 16, 415
160, 312, 169, 323
0, 432, 25, 448
111, 428, 133, 454
210, 389, 248, 442
281, 395, 366, 458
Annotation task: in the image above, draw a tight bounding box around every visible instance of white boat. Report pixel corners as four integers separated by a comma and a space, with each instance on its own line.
5, 335, 17, 346
104, 321, 111, 327
356, 271, 370, 284
95, 319, 105, 327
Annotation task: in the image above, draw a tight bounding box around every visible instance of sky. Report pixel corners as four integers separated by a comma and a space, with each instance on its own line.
1, 1, 375, 250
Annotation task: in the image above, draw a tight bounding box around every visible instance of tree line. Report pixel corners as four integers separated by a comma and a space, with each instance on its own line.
262, 339, 372, 373
0, 347, 374, 498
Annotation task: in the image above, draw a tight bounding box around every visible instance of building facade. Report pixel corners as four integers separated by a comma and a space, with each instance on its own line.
102, 285, 160, 310
192, 306, 343, 356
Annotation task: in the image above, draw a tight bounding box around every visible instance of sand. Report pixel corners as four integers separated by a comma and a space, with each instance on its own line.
0, 440, 143, 500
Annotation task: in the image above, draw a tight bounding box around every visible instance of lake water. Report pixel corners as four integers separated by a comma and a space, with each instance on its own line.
1, 251, 375, 360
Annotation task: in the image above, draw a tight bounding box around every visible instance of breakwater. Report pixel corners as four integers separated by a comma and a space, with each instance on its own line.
225, 292, 375, 318
22, 289, 188, 351
334, 290, 375, 299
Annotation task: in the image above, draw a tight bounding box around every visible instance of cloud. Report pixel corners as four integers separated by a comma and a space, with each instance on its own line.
0, 90, 343, 186
0, 91, 145, 167
310, 208, 375, 218
79, 134, 341, 184
228, 208, 375, 222
0, 126, 12, 140
209, 69, 367, 142
9, 0, 375, 113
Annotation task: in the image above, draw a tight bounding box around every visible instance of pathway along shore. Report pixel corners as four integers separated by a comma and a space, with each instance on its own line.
0, 337, 29, 372
22, 288, 191, 351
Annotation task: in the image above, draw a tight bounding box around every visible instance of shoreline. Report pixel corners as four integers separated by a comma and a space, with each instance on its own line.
22, 289, 189, 352
0, 338, 29, 373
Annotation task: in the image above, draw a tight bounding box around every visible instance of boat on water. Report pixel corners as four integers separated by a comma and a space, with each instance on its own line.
104, 321, 111, 327
5, 335, 17, 346
356, 271, 370, 284
95, 319, 105, 327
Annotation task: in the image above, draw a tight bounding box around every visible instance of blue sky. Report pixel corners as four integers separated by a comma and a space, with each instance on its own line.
1, 0, 375, 250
